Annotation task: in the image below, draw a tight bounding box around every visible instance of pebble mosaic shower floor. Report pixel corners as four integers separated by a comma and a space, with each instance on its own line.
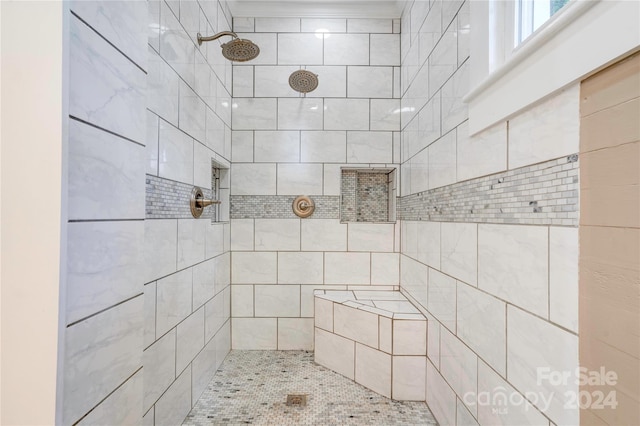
183, 350, 438, 426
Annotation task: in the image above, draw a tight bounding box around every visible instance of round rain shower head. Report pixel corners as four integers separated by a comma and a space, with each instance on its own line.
221, 38, 260, 62
289, 70, 319, 93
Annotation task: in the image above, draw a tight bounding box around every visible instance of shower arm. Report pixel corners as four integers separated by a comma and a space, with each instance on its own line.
197, 31, 238, 46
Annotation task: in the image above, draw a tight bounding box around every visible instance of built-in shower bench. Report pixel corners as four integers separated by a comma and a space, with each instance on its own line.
313, 290, 427, 401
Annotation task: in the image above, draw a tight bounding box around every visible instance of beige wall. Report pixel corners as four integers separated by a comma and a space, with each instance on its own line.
0, 1, 66, 424
579, 51, 640, 425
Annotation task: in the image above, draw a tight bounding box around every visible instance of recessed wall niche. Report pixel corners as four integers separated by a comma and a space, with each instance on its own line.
211, 159, 230, 223
340, 168, 397, 223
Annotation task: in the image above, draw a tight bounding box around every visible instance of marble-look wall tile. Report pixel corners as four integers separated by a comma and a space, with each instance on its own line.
254, 131, 300, 162
324, 34, 370, 65
370, 99, 401, 131
233, 66, 254, 97
206, 223, 226, 259
147, 47, 179, 127
441, 61, 469, 134
67, 221, 144, 324
232, 318, 277, 349
144, 282, 157, 347
156, 269, 193, 336
393, 320, 427, 355
232, 285, 254, 317
549, 227, 579, 332
205, 290, 227, 341
277, 163, 324, 195
147, 111, 160, 175
177, 219, 207, 269
254, 219, 301, 251
63, 296, 143, 425
179, 81, 206, 143
231, 251, 277, 284
159, 1, 196, 87
159, 121, 194, 184
457, 283, 506, 375
440, 328, 478, 416
214, 320, 231, 366
230, 219, 254, 251
230, 163, 277, 195
347, 67, 393, 98
278, 318, 314, 350
347, 18, 392, 33
205, 107, 226, 155
77, 370, 143, 426
428, 23, 457, 98
234, 17, 255, 32
70, 16, 146, 143
355, 343, 392, 398
144, 219, 177, 283
301, 219, 348, 251
254, 285, 300, 317
409, 147, 429, 194
154, 364, 192, 426
325, 252, 371, 285
347, 223, 395, 252
301, 131, 347, 163
509, 84, 580, 169
477, 360, 550, 425
278, 98, 324, 130
176, 308, 205, 372
324, 99, 369, 130
347, 132, 393, 163
392, 356, 425, 400
416, 221, 441, 268
231, 131, 254, 162
371, 253, 400, 285
315, 328, 355, 379
478, 224, 549, 317
278, 252, 324, 284
232, 98, 277, 130
428, 130, 457, 189
370, 34, 400, 66
441, 222, 477, 286
193, 258, 215, 310
427, 268, 456, 332
278, 33, 323, 65
301, 18, 346, 33
333, 304, 378, 347
426, 361, 457, 426
143, 329, 176, 411
191, 335, 217, 403
456, 120, 507, 182
400, 255, 428, 308
255, 17, 300, 32
193, 142, 214, 189
254, 66, 298, 97
507, 306, 579, 425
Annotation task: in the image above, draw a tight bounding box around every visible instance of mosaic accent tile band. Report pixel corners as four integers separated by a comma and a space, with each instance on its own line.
398, 154, 579, 226
146, 175, 214, 219
230, 195, 340, 219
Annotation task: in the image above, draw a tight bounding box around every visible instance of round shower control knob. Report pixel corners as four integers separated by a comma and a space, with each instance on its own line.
292, 195, 315, 218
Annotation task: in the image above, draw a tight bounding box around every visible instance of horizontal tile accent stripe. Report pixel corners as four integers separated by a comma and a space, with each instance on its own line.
398, 154, 579, 226
146, 175, 213, 219
230, 195, 340, 219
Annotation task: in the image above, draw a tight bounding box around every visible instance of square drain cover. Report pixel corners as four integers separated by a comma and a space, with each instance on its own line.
286, 394, 307, 406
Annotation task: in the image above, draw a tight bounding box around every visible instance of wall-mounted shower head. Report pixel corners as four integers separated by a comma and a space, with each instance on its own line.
196, 31, 260, 62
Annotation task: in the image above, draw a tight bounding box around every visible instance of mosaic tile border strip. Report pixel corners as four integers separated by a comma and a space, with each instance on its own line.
146, 175, 214, 219
398, 154, 579, 226
230, 195, 340, 219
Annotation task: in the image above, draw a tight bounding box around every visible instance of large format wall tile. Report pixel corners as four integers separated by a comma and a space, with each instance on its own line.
478, 224, 548, 317
232, 252, 277, 284
143, 329, 176, 412
144, 219, 177, 283
154, 365, 192, 426
232, 318, 277, 349
78, 370, 143, 426
156, 269, 193, 336
67, 221, 144, 324
441, 222, 477, 286
69, 120, 145, 220
64, 296, 143, 425
70, 16, 146, 143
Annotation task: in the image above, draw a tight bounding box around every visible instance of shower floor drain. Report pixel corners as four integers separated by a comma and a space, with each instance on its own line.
286, 394, 307, 407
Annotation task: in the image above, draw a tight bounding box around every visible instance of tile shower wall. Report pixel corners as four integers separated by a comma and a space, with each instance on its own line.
144, 1, 233, 425
64, 2, 147, 424
399, 1, 579, 425
229, 17, 401, 350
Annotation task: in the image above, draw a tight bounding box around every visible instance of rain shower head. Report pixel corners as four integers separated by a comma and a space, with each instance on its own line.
197, 31, 260, 62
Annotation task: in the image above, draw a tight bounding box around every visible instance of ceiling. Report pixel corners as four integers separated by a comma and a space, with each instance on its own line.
227, 0, 405, 19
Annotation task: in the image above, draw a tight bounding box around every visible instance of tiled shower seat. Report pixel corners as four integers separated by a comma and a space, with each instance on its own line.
314, 290, 427, 401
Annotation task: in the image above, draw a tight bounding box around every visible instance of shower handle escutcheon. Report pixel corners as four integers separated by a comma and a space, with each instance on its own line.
190, 186, 220, 218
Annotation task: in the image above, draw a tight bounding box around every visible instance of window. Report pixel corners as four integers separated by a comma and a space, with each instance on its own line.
514, 0, 570, 46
